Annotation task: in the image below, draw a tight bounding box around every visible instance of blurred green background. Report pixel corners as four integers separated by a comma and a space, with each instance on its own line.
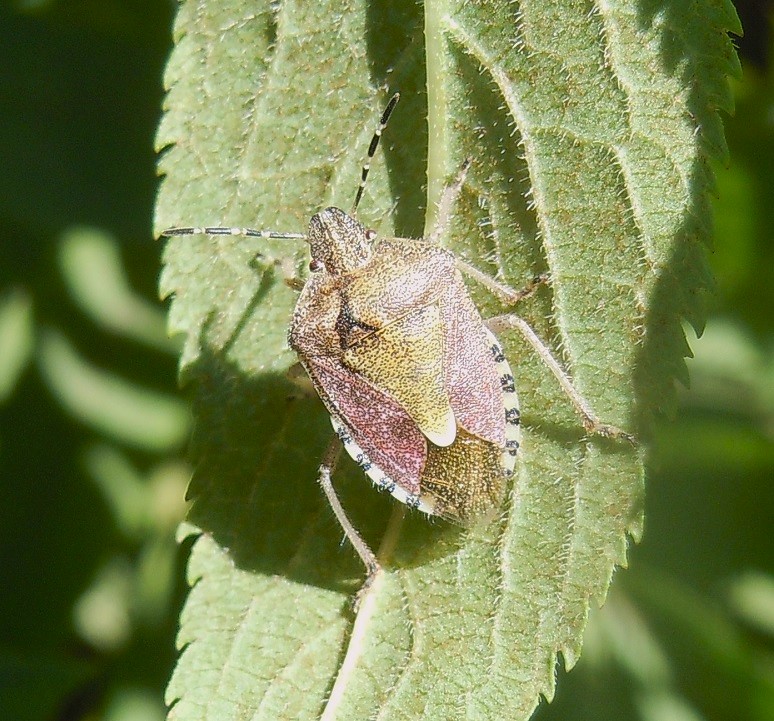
0, 1, 771, 720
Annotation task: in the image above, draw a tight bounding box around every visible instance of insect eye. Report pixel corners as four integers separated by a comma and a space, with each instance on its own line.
309, 258, 324, 273
365, 229, 377, 241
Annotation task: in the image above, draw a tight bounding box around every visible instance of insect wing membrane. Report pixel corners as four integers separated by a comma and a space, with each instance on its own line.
300, 353, 426, 495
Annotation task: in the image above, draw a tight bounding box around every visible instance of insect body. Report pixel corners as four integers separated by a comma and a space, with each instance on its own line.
289, 207, 520, 523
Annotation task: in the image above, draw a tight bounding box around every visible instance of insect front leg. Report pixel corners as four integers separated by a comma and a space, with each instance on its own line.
425, 159, 472, 246
251, 253, 305, 291
429, 163, 549, 306
316, 437, 382, 589
486, 313, 636, 444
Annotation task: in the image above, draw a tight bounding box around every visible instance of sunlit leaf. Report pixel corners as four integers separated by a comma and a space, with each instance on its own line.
156, 1, 740, 718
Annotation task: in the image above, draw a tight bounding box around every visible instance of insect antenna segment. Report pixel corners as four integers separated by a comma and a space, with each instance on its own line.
161, 226, 305, 240
161, 92, 400, 240
352, 91, 400, 212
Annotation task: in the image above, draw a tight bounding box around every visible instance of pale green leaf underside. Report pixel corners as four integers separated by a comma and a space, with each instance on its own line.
156, 0, 739, 719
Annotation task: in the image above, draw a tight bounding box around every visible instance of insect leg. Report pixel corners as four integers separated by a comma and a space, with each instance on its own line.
317, 436, 382, 585
259, 254, 304, 291
457, 261, 549, 306
425, 159, 472, 246
486, 313, 636, 443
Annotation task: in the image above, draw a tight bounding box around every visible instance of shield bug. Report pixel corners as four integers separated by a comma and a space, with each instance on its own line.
163, 93, 634, 588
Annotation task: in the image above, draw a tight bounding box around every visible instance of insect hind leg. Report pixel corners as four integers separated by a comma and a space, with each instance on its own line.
486, 313, 636, 444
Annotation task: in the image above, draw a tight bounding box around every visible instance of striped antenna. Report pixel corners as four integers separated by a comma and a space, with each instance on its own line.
353, 92, 400, 212
161, 226, 305, 240
162, 93, 401, 237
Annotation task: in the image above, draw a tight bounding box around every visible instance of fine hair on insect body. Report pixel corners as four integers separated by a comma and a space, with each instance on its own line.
163, 93, 635, 594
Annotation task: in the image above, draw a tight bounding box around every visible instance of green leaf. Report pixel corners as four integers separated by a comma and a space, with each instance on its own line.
37, 329, 190, 451
58, 227, 181, 355
0, 288, 33, 404
155, 0, 739, 719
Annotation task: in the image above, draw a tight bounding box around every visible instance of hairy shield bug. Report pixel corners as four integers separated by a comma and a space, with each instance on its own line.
163, 93, 634, 588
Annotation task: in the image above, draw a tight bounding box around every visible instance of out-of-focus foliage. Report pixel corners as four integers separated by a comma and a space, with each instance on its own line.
0, 2, 771, 721
0, 3, 187, 721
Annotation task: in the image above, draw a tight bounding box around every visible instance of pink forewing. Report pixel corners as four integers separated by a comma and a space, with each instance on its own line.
304, 355, 426, 495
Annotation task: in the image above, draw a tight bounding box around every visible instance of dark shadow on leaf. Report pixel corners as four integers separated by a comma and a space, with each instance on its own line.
180, 333, 471, 594
182, 340, 357, 592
